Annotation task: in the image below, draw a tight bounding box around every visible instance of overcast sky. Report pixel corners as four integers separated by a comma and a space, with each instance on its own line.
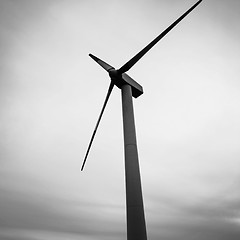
1, 0, 240, 239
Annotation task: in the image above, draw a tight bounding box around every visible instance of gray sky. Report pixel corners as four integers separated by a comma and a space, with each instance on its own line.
1, 0, 240, 239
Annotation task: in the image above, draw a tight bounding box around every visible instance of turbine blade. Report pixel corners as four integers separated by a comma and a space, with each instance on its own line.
89, 54, 115, 72
81, 81, 114, 171
118, 0, 202, 73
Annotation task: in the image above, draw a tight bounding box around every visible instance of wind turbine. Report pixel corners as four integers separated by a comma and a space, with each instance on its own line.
81, 1, 202, 240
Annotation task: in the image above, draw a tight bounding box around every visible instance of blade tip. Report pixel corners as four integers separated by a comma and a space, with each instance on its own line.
80, 163, 85, 171
89, 53, 98, 62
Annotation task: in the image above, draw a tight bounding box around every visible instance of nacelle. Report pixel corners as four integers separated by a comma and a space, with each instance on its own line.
109, 69, 143, 98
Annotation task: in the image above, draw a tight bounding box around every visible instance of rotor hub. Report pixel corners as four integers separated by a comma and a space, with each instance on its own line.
108, 69, 119, 79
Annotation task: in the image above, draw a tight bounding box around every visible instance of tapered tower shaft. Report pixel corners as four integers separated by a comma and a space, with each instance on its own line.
121, 84, 147, 240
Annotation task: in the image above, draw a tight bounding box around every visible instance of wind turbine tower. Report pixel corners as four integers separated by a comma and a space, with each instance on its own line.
81, 1, 202, 240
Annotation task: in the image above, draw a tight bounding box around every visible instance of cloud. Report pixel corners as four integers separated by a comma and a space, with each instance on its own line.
145, 190, 240, 240
0, 183, 126, 240
1, 0, 240, 239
